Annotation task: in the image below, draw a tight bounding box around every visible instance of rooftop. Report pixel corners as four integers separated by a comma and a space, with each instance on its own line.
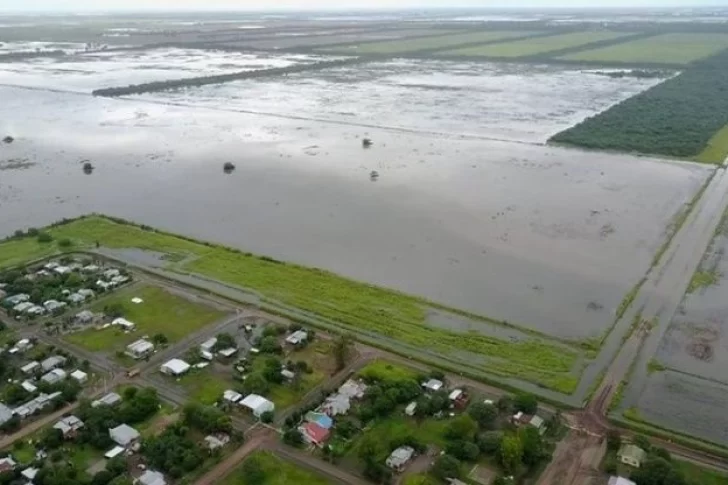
109, 423, 140, 446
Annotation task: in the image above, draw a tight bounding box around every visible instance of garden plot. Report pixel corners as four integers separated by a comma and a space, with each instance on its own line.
139, 59, 666, 143
0, 48, 332, 93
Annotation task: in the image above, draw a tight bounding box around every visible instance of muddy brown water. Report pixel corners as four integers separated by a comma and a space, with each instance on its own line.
0, 82, 710, 342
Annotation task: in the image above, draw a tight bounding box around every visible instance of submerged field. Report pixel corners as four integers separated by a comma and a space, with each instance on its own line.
0, 48, 332, 93
561, 33, 728, 65
440, 31, 631, 57
136, 60, 665, 143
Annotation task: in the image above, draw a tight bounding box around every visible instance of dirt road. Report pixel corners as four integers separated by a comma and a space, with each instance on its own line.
194, 427, 274, 485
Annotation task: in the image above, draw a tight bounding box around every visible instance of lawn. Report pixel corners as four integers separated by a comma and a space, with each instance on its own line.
223, 451, 332, 485
65, 284, 226, 351
0, 215, 582, 393
676, 460, 728, 485
561, 33, 728, 65
179, 369, 233, 405
441, 31, 630, 57
0, 237, 60, 270
359, 360, 420, 383
323, 31, 537, 54
349, 416, 451, 460
695, 124, 728, 164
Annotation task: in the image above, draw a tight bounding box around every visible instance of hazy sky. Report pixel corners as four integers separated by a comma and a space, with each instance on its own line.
0, 0, 723, 13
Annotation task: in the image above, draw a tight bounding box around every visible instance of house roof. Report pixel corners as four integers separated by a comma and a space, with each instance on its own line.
21, 380, 37, 393
105, 446, 125, 459
54, 415, 84, 434
315, 414, 333, 429
386, 446, 414, 468
303, 422, 330, 444
112, 317, 135, 328
126, 339, 154, 354
529, 415, 545, 429
92, 392, 122, 407
240, 394, 274, 415
338, 379, 367, 399
0, 456, 16, 470
608, 478, 637, 485
286, 330, 308, 344
200, 337, 217, 350
618, 444, 647, 463
223, 390, 243, 403
71, 369, 88, 381
40, 368, 67, 384
161, 359, 190, 375
138, 469, 167, 485
109, 424, 140, 446
217, 347, 237, 357
0, 403, 12, 425
423, 379, 443, 391
448, 389, 463, 400
204, 434, 230, 449
21, 467, 38, 480
21, 361, 39, 373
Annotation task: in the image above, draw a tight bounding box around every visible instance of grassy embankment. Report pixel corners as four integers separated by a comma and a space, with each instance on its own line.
441, 31, 630, 57
65, 284, 226, 351
676, 460, 728, 485
0, 216, 582, 393
223, 451, 332, 485
322, 30, 537, 54
560, 33, 728, 65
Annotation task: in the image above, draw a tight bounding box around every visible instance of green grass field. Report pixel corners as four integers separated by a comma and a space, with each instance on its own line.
441, 31, 630, 57
359, 360, 419, 383
561, 33, 728, 65
65, 284, 226, 351
0, 216, 582, 393
223, 451, 332, 485
179, 370, 232, 405
695, 124, 728, 164
323, 30, 537, 54
676, 460, 728, 485
348, 416, 450, 460
0, 237, 59, 270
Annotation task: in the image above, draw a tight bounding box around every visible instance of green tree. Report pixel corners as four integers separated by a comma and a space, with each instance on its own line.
518, 426, 548, 467
468, 402, 498, 429
333, 333, 353, 371
499, 434, 523, 474
631, 457, 686, 485
514, 393, 538, 414
478, 431, 503, 455
445, 414, 478, 442
431, 455, 461, 481
283, 428, 304, 447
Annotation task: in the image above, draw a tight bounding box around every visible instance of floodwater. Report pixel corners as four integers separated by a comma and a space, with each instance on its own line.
0, 41, 85, 54
0, 82, 709, 341
137, 60, 668, 144
0, 49, 334, 93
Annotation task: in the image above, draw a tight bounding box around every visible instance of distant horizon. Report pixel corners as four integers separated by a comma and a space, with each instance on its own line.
1, 2, 727, 15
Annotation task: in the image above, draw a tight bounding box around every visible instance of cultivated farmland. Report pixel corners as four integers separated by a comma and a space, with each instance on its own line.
440, 31, 631, 57
320, 30, 538, 54
561, 33, 728, 65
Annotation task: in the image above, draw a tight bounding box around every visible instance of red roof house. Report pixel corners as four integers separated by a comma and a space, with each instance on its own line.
300, 422, 331, 447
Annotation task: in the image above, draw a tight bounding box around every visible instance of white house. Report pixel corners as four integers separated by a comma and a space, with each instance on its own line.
21, 380, 37, 393
138, 469, 167, 485
618, 444, 647, 468
104, 446, 125, 459
609, 478, 637, 485
21, 467, 38, 482
422, 379, 444, 392
109, 424, 140, 447
20, 361, 40, 374
40, 368, 67, 385
103, 269, 120, 279
112, 317, 136, 331
125, 339, 154, 359
160, 359, 190, 376
285, 330, 308, 345
239, 394, 275, 417
386, 446, 415, 471
41, 355, 67, 372
92, 392, 122, 408
217, 347, 237, 358
200, 337, 217, 353
43, 300, 67, 312
53, 415, 84, 438
223, 390, 243, 404
70, 369, 88, 384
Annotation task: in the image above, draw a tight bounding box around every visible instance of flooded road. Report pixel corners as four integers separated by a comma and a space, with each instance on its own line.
0, 85, 709, 341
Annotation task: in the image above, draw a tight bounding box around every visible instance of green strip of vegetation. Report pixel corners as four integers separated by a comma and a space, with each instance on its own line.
0, 215, 581, 393
647, 359, 667, 375
687, 270, 720, 293
550, 49, 728, 161
616, 277, 646, 322
322, 30, 536, 54
694, 123, 728, 164
441, 31, 631, 58
675, 460, 728, 485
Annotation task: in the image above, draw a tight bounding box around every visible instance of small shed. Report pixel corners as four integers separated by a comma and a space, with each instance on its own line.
105, 446, 125, 459
92, 392, 122, 408
386, 446, 415, 471
70, 369, 88, 383
160, 359, 190, 376
405, 401, 417, 416
125, 339, 154, 359
223, 390, 243, 404
422, 378, 444, 392
285, 330, 308, 345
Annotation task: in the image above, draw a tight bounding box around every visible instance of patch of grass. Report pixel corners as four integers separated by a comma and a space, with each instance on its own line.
647, 359, 666, 375
223, 451, 332, 485
324, 31, 536, 54
66, 284, 226, 351
675, 459, 728, 485
403, 474, 439, 485
687, 270, 720, 293
442, 31, 630, 57
623, 406, 642, 421
561, 33, 728, 65
11, 441, 36, 464
179, 370, 233, 405
349, 416, 451, 460
0, 215, 580, 392
609, 381, 626, 412
694, 124, 728, 164
0, 237, 59, 270
616, 278, 646, 321
359, 360, 420, 383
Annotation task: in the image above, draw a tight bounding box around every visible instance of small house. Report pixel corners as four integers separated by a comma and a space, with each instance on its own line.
386, 446, 415, 471
21, 380, 37, 393
92, 392, 122, 408
13, 302, 34, 313
422, 379, 444, 392
40, 355, 67, 372
105, 446, 125, 459
300, 421, 330, 447
20, 361, 40, 374
68, 293, 85, 304
70, 369, 88, 384
53, 266, 71, 275
448, 389, 469, 408
82, 265, 100, 273
109, 424, 140, 448
138, 469, 167, 485
160, 359, 190, 376
21, 468, 38, 482
223, 390, 243, 404
112, 317, 136, 331
0, 456, 16, 473
239, 394, 274, 417
96, 280, 113, 291
321, 394, 350, 416
338, 379, 368, 399
529, 415, 546, 434
40, 368, 67, 385
125, 339, 154, 360
285, 330, 308, 346
103, 269, 120, 279
78, 289, 96, 299
200, 350, 214, 361
0, 403, 13, 426
608, 478, 637, 485
200, 337, 217, 353
43, 300, 67, 312
217, 347, 238, 359
618, 444, 647, 468
53, 415, 84, 438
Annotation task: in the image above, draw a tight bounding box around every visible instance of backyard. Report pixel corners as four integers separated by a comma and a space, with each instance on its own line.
223, 451, 332, 485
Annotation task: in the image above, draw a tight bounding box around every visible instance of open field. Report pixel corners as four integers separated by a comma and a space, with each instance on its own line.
179, 368, 235, 405
321, 30, 537, 54
65, 284, 227, 351
223, 451, 333, 485
695, 124, 728, 164
440, 31, 631, 57
561, 33, 728, 65
0, 236, 61, 269
0, 48, 332, 93
676, 460, 728, 485
359, 360, 420, 382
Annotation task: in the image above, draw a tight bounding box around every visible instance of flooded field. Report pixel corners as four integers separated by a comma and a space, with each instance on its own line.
137, 60, 667, 143
0, 48, 334, 93
0, 85, 709, 340
0, 41, 86, 54
634, 371, 728, 445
